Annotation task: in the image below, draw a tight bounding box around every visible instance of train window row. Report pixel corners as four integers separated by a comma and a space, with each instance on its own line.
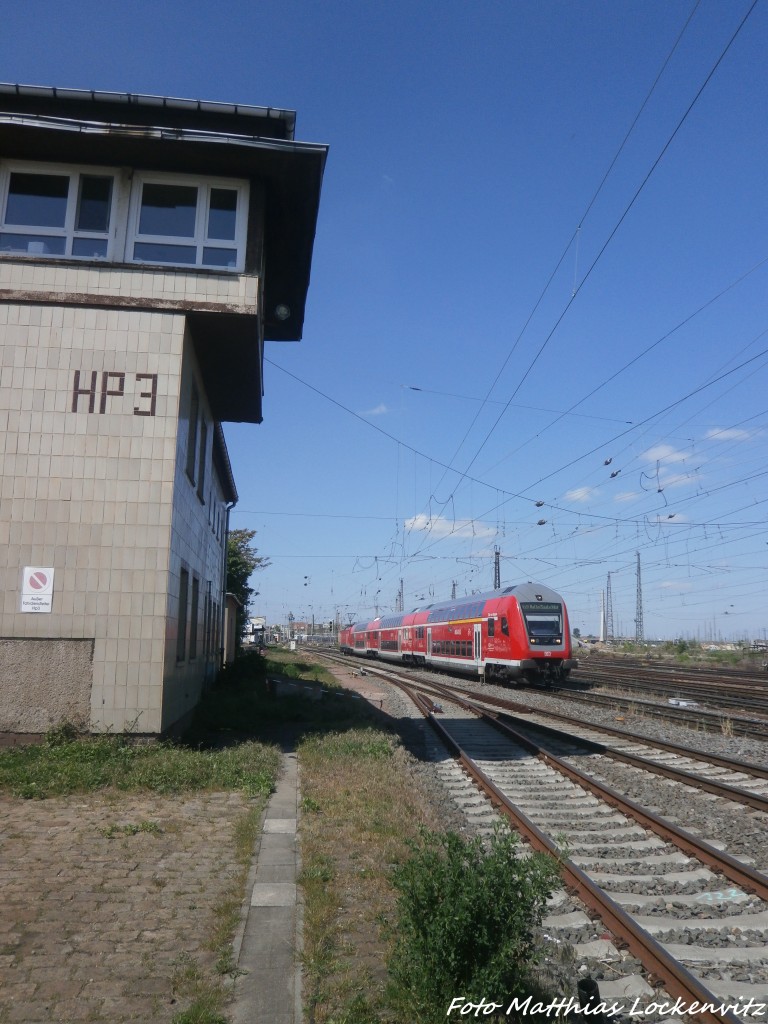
403, 627, 426, 640
427, 600, 485, 624
487, 617, 509, 637
355, 621, 508, 646
431, 640, 474, 658
379, 615, 405, 629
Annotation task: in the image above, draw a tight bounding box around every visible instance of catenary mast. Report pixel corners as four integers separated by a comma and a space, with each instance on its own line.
605, 573, 614, 643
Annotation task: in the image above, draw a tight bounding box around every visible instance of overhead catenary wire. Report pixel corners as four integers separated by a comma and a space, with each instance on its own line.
256, 4, 765, 630
262, 330, 768, 617
428, 0, 759, 511
411, 0, 704, 513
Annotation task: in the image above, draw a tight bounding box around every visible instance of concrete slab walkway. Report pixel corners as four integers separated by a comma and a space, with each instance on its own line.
230, 748, 301, 1024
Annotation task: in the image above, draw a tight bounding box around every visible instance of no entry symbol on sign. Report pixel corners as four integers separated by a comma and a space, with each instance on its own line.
21, 567, 55, 612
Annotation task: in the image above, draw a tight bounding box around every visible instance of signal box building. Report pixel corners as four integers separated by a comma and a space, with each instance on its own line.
0, 84, 327, 734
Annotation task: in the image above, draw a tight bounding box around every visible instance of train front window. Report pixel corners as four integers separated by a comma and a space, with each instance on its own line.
520, 602, 563, 644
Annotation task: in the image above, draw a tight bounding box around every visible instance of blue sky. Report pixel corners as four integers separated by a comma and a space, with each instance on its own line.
4, 0, 767, 640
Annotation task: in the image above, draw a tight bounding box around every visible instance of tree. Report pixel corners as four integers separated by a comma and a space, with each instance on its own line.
226, 528, 270, 649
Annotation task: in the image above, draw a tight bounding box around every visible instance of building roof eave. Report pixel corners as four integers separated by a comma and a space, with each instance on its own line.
0, 92, 328, 344
188, 310, 263, 425
0, 82, 298, 138
212, 422, 238, 505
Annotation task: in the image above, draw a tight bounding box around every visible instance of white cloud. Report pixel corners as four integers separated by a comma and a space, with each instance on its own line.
564, 487, 597, 503
659, 580, 693, 591
613, 491, 638, 503
705, 427, 754, 442
362, 403, 388, 416
404, 514, 495, 540
642, 444, 689, 464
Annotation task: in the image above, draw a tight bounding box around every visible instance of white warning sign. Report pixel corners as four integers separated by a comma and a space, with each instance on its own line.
21, 567, 55, 613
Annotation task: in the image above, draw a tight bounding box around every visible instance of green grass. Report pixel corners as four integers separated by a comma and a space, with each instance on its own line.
0, 737, 278, 799
169, 951, 230, 1024
0, 733, 280, 800
298, 728, 435, 1024
186, 648, 375, 739
0, 649, 375, 800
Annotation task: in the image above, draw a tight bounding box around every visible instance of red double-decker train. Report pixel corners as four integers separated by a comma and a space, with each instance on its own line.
338, 582, 576, 686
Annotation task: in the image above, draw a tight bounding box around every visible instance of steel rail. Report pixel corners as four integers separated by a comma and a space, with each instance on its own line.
554, 689, 768, 740
406, 677, 768, 903
326, 650, 768, 776
411, 674, 768, 783
436, 692, 768, 811
575, 658, 768, 685
571, 665, 768, 711
397, 680, 745, 1024
326, 647, 768, 738
533, 723, 768, 814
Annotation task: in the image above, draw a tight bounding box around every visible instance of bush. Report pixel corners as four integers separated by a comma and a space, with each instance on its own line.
214, 650, 268, 687
388, 827, 559, 1022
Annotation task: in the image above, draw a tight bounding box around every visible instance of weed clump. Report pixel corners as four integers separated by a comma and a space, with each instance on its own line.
388, 827, 559, 1022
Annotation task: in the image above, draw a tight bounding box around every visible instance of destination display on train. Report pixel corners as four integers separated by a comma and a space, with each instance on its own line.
520, 602, 561, 614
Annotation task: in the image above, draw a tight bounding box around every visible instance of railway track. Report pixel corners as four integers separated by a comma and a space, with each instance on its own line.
577, 655, 768, 687
554, 687, 768, 741
314, 652, 768, 1022
395, 677, 768, 817
571, 659, 768, 720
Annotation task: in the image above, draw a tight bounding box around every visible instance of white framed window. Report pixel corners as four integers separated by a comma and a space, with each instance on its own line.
0, 162, 115, 260
0, 161, 249, 272
128, 171, 248, 271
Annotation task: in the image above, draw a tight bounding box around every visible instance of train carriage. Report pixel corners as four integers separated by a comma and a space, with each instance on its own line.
339, 582, 576, 686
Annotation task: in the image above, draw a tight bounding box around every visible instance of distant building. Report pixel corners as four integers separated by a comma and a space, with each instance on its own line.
0, 84, 327, 733
246, 616, 267, 644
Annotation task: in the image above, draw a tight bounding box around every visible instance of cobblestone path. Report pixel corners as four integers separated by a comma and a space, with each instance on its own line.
0, 790, 251, 1023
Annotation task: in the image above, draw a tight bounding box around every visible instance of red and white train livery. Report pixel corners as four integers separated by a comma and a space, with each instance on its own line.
338, 582, 576, 686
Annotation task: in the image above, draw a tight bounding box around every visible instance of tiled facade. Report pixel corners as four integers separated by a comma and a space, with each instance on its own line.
0, 287, 232, 732
0, 85, 327, 734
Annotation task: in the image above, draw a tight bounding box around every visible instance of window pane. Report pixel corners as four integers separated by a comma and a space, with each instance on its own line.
72, 237, 108, 258
76, 176, 112, 232
133, 241, 197, 264
197, 419, 207, 499
202, 246, 238, 268
5, 173, 69, 227
190, 577, 199, 660
139, 183, 197, 237
207, 188, 237, 240
0, 232, 66, 255
186, 386, 199, 482
177, 569, 189, 662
